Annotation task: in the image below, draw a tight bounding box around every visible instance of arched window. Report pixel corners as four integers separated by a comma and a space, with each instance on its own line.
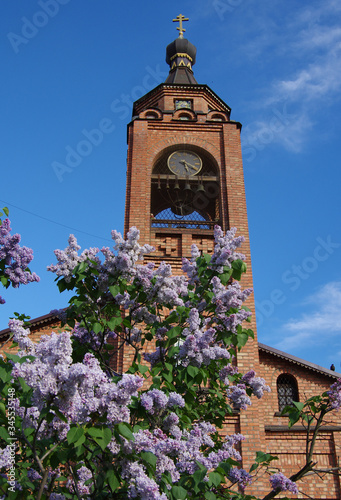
178, 112, 191, 120
277, 374, 299, 412
211, 113, 225, 122
146, 112, 158, 119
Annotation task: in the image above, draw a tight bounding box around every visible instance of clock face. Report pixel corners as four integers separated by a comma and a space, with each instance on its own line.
167, 150, 202, 176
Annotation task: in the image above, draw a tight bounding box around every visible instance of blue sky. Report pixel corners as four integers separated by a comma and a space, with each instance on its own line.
1, 0, 340, 371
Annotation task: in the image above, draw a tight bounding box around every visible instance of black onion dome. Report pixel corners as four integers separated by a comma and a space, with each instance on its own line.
165, 37, 198, 85
166, 38, 197, 66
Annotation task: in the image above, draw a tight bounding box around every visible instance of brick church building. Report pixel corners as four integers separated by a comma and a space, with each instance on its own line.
1, 15, 340, 499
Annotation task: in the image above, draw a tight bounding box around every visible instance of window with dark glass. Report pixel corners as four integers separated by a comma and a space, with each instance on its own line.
277, 374, 299, 412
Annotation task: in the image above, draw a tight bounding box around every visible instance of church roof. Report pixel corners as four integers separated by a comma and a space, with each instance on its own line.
259, 342, 341, 379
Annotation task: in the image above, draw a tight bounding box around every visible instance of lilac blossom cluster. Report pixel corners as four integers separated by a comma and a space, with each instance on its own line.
72, 323, 117, 349
269, 472, 299, 494
182, 226, 246, 283
210, 226, 246, 272
327, 379, 341, 410
47, 234, 100, 282
211, 277, 253, 332
121, 425, 249, 496
241, 370, 271, 399
47, 227, 154, 284
219, 367, 270, 410
0, 218, 39, 303
67, 465, 93, 497
9, 320, 143, 428
121, 460, 168, 500
177, 309, 231, 367
228, 467, 252, 492
141, 389, 185, 415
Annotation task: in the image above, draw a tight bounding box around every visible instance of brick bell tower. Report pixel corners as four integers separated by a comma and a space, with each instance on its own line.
124, 14, 263, 469
124, 14, 257, 342
125, 14, 264, 465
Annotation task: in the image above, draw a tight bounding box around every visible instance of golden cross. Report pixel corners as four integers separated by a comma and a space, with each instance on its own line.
173, 14, 189, 38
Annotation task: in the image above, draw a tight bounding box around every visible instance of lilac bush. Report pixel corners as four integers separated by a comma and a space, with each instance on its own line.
0, 224, 339, 498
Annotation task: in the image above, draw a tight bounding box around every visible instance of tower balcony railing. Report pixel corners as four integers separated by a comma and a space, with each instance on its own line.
151, 218, 217, 230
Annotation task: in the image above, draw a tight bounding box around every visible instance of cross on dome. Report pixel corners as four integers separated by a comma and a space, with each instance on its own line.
172, 14, 189, 38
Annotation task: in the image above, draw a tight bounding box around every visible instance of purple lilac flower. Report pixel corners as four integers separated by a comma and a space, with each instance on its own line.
143, 347, 166, 367
0, 218, 40, 303
269, 472, 299, 493
47, 234, 99, 282
327, 379, 341, 410
227, 384, 251, 410
0, 445, 15, 469
210, 226, 246, 273
11, 329, 143, 431
8, 319, 34, 354
48, 227, 154, 289
121, 461, 168, 500
141, 389, 168, 414
242, 370, 271, 399
27, 469, 42, 481
219, 364, 239, 385
182, 244, 201, 285
167, 393, 185, 408
228, 468, 252, 491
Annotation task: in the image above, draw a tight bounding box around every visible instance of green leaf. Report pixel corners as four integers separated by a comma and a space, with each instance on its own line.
171, 485, 188, 499
293, 401, 305, 412
0, 427, 10, 441
106, 469, 120, 491
107, 316, 122, 330
255, 451, 278, 463
187, 365, 199, 378
67, 426, 84, 445
0, 366, 12, 383
138, 364, 149, 375
109, 285, 120, 298
249, 463, 259, 473
193, 467, 207, 485
117, 422, 134, 441
208, 471, 222, 487
91, 427, 112, 451
3, 207, 9, 217
74, 434, 86, 447
237, 332, 249, 349
141, 451, 157, 469
220, 267, 233, 285
92, 322, 102, 334
205, 492, 217, 500
167, 326, 182, 340
87, 427, 103, 438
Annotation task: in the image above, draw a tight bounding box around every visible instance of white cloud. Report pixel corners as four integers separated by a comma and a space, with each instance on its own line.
274, 282, 341, 352
285, 282, 341, 332
271, 52, 341, 104
242, 107, 314, 154
242, 1, 341, 152
274, 331, 314, 352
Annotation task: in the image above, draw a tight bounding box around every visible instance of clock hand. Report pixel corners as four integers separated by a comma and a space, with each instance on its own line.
180, 160, 189, 172
184, 161, 199, 171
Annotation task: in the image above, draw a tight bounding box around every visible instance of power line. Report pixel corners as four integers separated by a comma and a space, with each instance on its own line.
0, 200, 113, 243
